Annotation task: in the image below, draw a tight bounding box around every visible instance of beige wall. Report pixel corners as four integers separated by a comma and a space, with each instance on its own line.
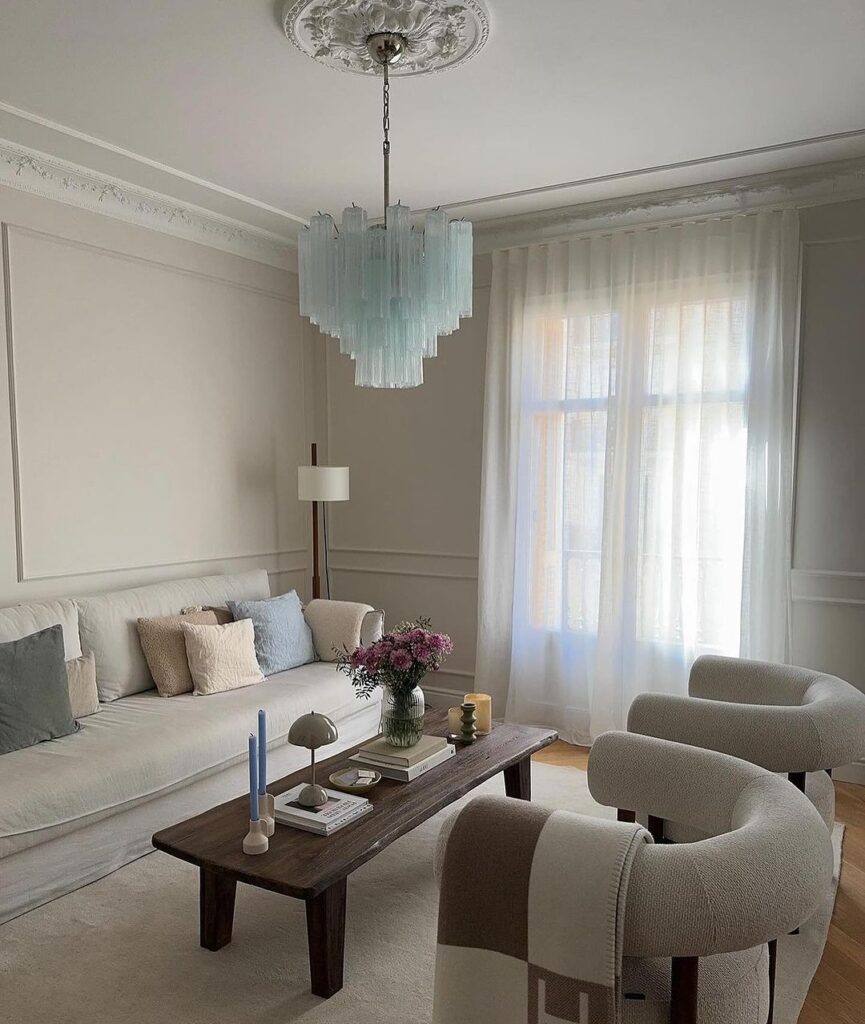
0, 184, 315, 606
792, 200, 865, 781
323, 255, 491, 708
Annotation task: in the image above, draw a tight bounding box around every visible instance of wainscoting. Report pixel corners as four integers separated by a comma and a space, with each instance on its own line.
0, 181, 315, 607
328, 545, 480, 706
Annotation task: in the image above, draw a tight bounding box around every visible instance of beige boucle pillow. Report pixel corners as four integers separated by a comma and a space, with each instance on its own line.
137, 611, 219, 697
181, 619, 264, 696
66, 652, 100, 719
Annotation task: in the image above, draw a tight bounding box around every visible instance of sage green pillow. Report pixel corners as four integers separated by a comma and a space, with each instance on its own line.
0, 625, 79, 755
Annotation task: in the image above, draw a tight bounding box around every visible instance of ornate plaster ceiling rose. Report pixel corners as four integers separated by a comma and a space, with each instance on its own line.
282, 0, 490, 76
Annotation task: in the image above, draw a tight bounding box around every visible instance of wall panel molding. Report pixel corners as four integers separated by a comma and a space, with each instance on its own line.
331, 564, 478, 582
791, 569, 865, 606
0, 138, 296, 270
329, 545, 479, 583
4, 222, 308, 583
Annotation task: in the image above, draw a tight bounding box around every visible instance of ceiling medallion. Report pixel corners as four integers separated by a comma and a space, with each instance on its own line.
282, 0, 490, 77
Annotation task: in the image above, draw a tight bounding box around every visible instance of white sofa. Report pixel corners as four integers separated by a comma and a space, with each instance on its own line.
0, 570, 382, 924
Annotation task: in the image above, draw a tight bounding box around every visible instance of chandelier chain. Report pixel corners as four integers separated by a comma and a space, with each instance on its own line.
382, 61, 390, 221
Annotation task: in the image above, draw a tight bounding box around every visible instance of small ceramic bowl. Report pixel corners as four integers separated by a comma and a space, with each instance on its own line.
329, 767, 382, 795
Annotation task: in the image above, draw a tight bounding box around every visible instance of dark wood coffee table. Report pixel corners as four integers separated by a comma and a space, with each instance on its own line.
152, 709, 557, 998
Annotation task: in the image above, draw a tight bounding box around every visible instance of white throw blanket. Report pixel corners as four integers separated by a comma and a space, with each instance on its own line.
433, 796, 649, 1024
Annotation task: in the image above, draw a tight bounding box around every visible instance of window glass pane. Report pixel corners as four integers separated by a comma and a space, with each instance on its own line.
647, 298, 747, 395
637, 400, 746, 650
528, 411, 564, 630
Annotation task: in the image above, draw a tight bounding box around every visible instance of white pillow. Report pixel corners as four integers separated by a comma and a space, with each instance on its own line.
181, 619, 264, 696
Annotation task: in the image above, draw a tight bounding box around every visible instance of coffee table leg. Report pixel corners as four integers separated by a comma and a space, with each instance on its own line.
200, 867, 237, 951
306, 877, 347, 998
504, 755, 532, 800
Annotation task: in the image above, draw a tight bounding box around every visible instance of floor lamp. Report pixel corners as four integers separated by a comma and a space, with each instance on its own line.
297, 443, 350, 600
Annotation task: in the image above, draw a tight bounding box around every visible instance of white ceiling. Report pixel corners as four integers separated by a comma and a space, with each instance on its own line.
1, 0, 864, 240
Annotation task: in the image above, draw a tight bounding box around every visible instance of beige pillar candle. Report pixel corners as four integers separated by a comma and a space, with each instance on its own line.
447, 706, 463, 737
464, 693, 492, 735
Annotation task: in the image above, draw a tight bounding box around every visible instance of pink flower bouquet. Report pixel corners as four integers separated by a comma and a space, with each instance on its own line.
338, 617, 454, 700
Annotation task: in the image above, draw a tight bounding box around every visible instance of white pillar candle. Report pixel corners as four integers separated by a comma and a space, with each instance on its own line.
447, 706, 462, 736
464, 693, 492, 735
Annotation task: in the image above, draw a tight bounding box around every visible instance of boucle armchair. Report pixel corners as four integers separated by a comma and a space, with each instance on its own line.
627, 656, 865, 835
434, 732, 833, 1023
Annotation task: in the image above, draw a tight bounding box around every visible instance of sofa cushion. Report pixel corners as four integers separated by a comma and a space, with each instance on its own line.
0, 598, 80, 660
137, 610, 220, 697
77, 570, 271, 702
182, 619, 264, 695
66, 652, 99, 719
0, 625, 78, 754
228, 590, 316, 674
303, 598, 384, 662
0, 662, 376, 857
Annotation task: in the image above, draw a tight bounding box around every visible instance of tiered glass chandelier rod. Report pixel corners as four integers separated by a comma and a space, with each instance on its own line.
298, 32, 473, 389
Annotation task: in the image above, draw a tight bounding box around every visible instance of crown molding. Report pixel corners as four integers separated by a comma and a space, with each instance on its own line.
472, 156, 865, 252
0, 138, 297, 270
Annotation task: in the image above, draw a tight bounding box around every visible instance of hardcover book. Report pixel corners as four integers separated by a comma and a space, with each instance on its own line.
359, 734, 448, 767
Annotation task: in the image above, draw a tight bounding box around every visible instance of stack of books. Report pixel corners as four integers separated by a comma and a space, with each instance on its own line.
273, 784, 371, 836
348, 734, 455, 782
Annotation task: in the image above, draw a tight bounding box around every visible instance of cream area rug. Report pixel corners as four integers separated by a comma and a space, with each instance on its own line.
0, 763, 842, 1024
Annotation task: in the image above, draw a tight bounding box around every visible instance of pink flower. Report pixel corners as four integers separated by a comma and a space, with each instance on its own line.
414, 644, 433, 663
390, 649, 413, 672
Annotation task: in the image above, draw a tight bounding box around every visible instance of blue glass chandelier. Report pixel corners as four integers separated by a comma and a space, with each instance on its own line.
298, 32, 473, 388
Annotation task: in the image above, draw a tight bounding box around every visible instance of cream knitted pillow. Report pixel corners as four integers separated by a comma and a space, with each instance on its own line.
181, 619, 264, 696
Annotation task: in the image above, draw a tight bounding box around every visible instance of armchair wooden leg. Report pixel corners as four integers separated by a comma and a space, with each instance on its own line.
766, 939, 777, 1024
786, 773, 805, 932
648, 815, 665, 843
670, 956, 699, 1024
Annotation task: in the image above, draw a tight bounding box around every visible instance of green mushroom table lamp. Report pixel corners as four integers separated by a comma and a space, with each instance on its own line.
288, 711, 339, 807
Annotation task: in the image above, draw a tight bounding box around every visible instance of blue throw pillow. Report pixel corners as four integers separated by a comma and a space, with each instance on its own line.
227, 591, 316, 676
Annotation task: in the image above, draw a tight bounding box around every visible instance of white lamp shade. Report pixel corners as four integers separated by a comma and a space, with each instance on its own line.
298, 465, 350, 502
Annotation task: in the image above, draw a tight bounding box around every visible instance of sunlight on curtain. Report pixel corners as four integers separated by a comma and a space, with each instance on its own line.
475, 211, 799, 743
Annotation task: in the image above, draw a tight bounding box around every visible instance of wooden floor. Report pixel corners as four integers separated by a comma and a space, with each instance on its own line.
533, 741, 865, 1024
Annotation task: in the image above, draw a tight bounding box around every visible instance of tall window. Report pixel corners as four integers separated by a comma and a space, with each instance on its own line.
525, 295, 747, 655
477, 213, 797, 744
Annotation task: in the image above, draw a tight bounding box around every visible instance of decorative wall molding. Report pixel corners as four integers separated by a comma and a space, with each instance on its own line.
331, 563, 477, 582
329, 545, 478, 560
3, 222, 307, 583
282, 0, 489, 77
20, 550, 308, 585
472, 156, 865, 253
329, 544, 479, 582
0, 139, 296, 270
791, 569, 865, 607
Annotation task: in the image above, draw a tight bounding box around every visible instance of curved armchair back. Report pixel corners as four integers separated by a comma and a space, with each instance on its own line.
588, 732, 833, 958
628, 655, 865, 773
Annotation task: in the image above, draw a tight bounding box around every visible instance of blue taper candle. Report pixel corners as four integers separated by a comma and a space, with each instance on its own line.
258, 709, 267, 796
248, 733, 258, 820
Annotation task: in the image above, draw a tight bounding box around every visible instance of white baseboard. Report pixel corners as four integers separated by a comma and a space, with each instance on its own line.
833, 760, 865, 785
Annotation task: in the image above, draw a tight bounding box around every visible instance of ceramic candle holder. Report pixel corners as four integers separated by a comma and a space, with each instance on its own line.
460, 701, 477, 744
242, 817, 269, 855
258, 791, 275, 837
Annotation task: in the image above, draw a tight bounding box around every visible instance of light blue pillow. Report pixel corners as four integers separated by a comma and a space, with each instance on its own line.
227, 591, 316, 676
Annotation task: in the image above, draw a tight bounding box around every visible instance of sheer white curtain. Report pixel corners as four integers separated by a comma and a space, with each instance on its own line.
475, 210, 800, 744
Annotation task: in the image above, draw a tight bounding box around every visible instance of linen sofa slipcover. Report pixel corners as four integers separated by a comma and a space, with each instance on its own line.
78, 569, 271, 701
0, 572, 383, 924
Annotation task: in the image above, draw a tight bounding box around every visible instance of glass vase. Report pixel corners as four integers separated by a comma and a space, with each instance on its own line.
380, 683, 425, 748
